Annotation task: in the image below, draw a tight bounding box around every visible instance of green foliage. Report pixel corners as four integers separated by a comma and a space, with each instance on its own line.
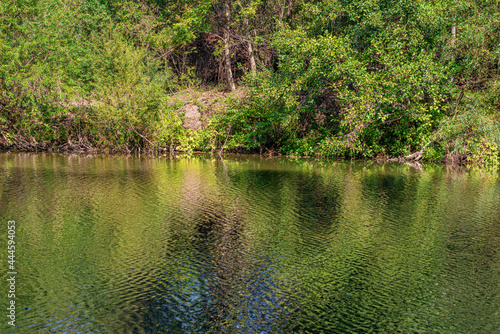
222, 0, 499, 167
228, 21, 452, 158
217, 28, 354, 154
0, 0, 498, 168
0, 0, 190, 151
467, 138, 499, 170
437, 104, 500, 168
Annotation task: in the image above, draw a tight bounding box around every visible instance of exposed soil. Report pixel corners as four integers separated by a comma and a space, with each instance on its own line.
179, 88, 246, 130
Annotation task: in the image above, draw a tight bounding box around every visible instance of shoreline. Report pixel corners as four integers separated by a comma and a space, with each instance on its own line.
0, 146, 476, 168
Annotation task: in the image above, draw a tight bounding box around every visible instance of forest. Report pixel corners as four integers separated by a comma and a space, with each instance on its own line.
1, 0, 499, 167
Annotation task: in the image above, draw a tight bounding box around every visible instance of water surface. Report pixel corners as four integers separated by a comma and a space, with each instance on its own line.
0, 153, 498, 333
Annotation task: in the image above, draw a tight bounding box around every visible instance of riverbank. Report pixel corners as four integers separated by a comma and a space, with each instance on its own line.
1, 86, 497, 170
0, 141, 483, 172
0, 87, 244, 155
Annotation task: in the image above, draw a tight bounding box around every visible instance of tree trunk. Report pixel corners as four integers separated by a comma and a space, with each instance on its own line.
243, 18, 256, 76
248, 39, 256, 75
451, 25, 456, 47
224, 0, 236, 91
279, 0, 286, 21
287, 0, 293, 18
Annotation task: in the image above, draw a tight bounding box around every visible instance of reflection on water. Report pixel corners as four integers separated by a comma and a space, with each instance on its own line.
0, 153, 498, 333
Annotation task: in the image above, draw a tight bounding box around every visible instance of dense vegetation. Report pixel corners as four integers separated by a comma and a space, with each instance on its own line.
1, 0, 499, 167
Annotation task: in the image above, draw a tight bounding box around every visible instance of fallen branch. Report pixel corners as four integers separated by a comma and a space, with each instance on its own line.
128, 123, 155, 150
219, 123, 232, 155
404, 140, 434, 161
451, 88, 465, 121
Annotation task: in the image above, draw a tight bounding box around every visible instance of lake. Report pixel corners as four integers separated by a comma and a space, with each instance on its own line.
0, 153, 498, 333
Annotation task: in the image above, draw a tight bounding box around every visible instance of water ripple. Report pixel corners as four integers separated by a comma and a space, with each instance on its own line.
0, 154, 498, 333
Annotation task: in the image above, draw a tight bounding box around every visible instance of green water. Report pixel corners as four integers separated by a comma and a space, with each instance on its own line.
0, 153, 498, 333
